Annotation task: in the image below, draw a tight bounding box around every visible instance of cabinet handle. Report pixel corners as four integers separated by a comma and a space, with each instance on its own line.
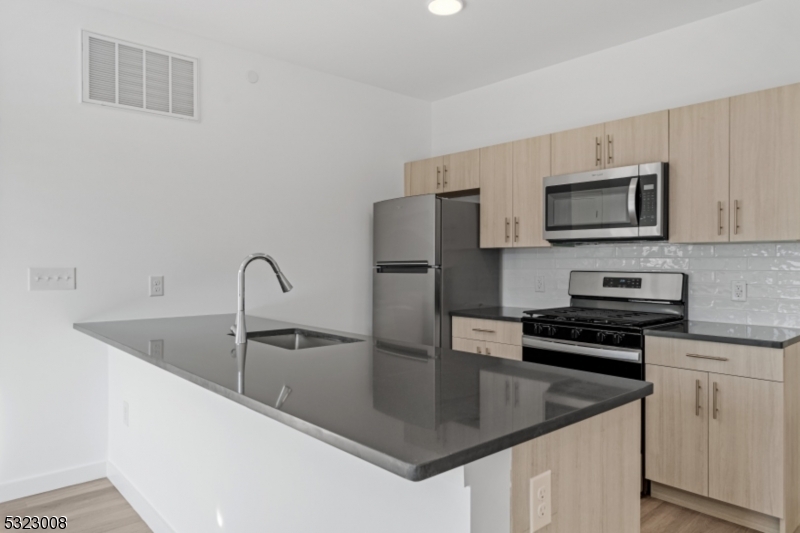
695, 379, 702, 416
713, 382, 719, 420
718, 201, 724, 236
514, 217, 520, 242
476, 346, 482, 354
505, 380, 511, 405
505, 218, 510, 242
686, 353, 728, 362
436, 166, 441, 189
734, 200, 740, 235
607, 134, 614, 165
472, 328, 496, 333
595, 137, 601, 167
443, 165, 448, 188
514, 381, 519, 407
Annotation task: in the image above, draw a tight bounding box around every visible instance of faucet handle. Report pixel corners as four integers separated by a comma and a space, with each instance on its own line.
230, 325, 236, 335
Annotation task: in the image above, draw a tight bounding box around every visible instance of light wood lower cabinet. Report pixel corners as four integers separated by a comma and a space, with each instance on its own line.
645, 365, 709, 497
645, 338, 800, 533
707, 373, 784, 518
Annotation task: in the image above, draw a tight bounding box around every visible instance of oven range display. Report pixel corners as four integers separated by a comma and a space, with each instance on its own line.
603, 277, 642, 289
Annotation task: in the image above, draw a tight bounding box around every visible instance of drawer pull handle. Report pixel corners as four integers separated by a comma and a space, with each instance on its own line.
472, 328, 496, 333
686, 353, 728, 362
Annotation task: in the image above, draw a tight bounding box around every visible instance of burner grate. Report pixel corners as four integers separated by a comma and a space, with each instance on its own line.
523, 307, 678, 327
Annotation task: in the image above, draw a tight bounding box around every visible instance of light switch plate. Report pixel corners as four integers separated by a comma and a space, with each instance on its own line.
530, 470, 552, 531
29, 268, 76, 291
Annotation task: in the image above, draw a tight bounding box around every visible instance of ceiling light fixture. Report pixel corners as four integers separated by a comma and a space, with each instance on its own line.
428, 0, 463, 16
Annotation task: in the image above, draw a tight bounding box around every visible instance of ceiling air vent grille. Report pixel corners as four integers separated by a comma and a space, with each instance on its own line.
82, 31, 198, 120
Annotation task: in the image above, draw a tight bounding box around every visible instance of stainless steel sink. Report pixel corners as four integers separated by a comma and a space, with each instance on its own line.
247, 328, 362, 351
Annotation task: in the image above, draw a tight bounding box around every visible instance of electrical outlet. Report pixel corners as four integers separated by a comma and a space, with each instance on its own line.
530, 470, 552, 531
29, 268, 76, 291
535, 275, 546, 293
732, 280, 747, 301
123, 401, 129, 427
149, 276, 164, 297
149, 339, 164, 359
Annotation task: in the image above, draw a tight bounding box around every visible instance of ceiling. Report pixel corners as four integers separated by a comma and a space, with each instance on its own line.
71, 0, 761, 101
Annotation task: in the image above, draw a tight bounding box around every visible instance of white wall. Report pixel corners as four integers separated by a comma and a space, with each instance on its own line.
432, 0, 800, 154
0, 0, 430, 498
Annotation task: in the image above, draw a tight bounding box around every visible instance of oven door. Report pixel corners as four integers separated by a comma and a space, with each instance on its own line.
544, 165, 640, 241
522, 335, 643, 380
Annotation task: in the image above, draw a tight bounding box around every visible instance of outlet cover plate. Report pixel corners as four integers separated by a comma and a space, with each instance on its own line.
535, 275, 546, 293
732, 280, 747, 301
530, 470, 552, 531
149, 276, 164, 297
29, 268, 76, 291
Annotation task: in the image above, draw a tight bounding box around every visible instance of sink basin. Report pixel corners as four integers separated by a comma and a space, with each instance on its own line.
247, 328, 362, 351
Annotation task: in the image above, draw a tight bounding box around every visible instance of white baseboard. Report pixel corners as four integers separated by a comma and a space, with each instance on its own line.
107, 461, 175, 533
0, 462, 106, 504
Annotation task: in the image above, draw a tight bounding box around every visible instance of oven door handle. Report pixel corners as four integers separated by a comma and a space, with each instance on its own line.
628, 177, 639, 226
522, 336, 642, 363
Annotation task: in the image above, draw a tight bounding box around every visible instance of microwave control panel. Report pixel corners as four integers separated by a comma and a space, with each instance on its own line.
639, 174, 659, 226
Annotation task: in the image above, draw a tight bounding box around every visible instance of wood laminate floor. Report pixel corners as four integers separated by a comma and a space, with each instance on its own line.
0, 480, 760, 533
0, 479, 151, 533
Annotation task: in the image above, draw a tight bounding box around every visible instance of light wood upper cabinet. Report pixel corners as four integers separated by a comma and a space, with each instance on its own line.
551, 123, 605, 175
405, 156, 443, 196
669, 99, 730, 243
443, 149, 480, 192
645, 364, 709, 497
480, 143, 514, 248
512, 136, 550, 248
604, 110, 669, 168
708, 373, 784, 517
730, 83, 800, 242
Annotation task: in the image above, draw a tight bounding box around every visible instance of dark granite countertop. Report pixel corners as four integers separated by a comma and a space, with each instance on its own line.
450, 307, 531, 322
75, 314, 651, 481
645, 320, 800, 349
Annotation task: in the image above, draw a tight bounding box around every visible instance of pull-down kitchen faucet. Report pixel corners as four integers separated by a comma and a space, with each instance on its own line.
234, 253, 293, 345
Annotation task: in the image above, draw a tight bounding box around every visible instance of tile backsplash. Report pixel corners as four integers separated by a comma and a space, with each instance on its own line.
502, 243, 800, 327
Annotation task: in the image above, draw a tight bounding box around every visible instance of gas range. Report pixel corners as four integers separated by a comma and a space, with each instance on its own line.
521, 271, 688, 379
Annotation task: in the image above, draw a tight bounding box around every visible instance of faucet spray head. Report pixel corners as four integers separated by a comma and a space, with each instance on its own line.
277, 271, 293, 293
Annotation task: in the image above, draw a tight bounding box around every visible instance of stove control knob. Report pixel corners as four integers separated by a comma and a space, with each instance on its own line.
596, 332, 606, 342
546, 326, 557, 336
570, 329, 582, 340
613, 333, 625, 345
533, 324, 542, 335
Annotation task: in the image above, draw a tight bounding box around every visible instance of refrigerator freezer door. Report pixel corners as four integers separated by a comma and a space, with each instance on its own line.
373, 267, 440, 347
373, 195, 439, 266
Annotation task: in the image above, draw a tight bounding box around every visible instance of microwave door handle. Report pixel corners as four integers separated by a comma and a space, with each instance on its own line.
628, 177, 639, 225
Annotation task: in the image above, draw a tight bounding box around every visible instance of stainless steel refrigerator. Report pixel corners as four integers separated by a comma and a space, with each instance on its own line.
372, 195, 500, 348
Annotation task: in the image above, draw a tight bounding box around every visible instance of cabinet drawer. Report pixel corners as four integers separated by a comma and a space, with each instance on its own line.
646, 337, 783, 382
452, 317, 522, 346
484, 341, 522, 361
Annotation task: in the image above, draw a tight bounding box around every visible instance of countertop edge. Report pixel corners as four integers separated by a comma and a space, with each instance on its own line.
409, 383, 652, 481
643, 326, 800, 349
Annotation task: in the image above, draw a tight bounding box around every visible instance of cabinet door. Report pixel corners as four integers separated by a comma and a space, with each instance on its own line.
443, 149, 480, 192
512, 136, 551, 248
730, 83, 800, 242
479, 371, 513, 439
669, 99, 730, 243
480, 143, 514, 248
708, 373, 784, 517
408, 157, 443, 196
645, 365, 709, 496
604, 110, 669, 168
551, 123, 605, 175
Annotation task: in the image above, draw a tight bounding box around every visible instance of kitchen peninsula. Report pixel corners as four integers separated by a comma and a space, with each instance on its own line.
75, 314, 650, 533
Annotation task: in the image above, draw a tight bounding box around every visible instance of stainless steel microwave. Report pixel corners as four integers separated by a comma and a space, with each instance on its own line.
543, 162, 667, 243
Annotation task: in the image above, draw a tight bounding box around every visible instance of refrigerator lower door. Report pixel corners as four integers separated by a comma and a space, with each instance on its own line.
373, 266, 440, 347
